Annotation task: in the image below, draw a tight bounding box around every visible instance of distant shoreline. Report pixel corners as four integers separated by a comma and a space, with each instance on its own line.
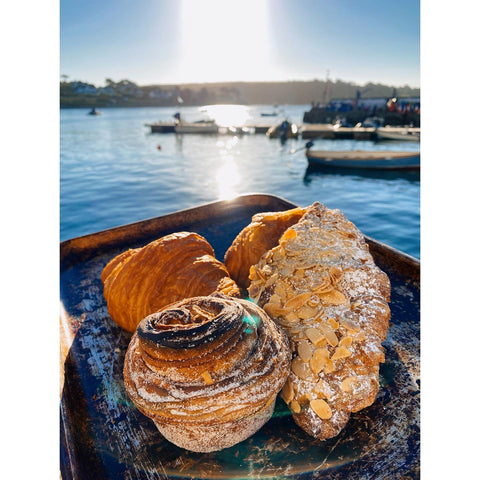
60, 79, 419, 110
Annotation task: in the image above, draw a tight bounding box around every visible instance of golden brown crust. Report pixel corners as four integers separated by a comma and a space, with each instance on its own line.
123, 295, 291, 452
102, 232, 240, 332
224, 207, 306, 289
246, 202, 391, 440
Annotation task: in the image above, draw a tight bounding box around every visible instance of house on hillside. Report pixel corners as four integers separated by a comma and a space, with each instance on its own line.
71, 82, 98, 95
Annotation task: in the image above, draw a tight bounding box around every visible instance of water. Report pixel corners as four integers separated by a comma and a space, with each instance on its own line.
60, 105, 420, 258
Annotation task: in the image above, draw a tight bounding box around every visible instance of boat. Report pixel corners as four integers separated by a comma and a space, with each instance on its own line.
376, 127, 420, 142
174, 120, 219, 134
266, 121, 299, 139
306, 149, 420, 170
261, 112, 278, 117
146, 122, 176, 133
88, 107, 101, 116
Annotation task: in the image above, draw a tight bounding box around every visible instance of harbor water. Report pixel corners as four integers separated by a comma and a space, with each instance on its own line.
60, 105, 420, 258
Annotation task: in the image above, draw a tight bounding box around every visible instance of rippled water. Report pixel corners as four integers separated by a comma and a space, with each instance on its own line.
60, 105, 420, 258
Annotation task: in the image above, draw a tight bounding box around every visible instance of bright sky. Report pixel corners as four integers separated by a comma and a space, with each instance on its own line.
61, 0, 420, 87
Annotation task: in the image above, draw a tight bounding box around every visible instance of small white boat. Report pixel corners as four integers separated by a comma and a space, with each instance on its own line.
376, 127, 420, 142
174, 121, 219, 134
306, 149, 420, 170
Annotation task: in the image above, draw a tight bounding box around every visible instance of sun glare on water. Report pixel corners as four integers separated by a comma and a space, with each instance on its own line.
179, 0, 275, 83
215, 137, 240, 200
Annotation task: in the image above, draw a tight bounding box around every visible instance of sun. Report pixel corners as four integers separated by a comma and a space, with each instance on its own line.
179, 0, 276, 83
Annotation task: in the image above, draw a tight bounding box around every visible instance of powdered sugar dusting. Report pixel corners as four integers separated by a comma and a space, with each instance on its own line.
123, 295, 290, 452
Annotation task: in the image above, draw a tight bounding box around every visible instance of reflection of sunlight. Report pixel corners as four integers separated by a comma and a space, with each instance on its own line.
200, 105, 250, 127
179, 0, 277, 82
215, 156, 239, 200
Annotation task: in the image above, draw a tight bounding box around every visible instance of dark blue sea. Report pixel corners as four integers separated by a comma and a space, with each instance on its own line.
60, 105, 420, 259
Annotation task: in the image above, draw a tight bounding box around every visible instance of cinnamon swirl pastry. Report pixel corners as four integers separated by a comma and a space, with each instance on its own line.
123, 295, 291, 452
101, 232, 240, 332
243, 202, 391, 440
224, 206, 306, 289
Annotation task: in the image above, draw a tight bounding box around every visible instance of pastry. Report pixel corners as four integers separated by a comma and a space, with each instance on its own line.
224, 206, 306, 289
244, 202, 391, 440
123, 294, 291, 452
101, 232, 240, 332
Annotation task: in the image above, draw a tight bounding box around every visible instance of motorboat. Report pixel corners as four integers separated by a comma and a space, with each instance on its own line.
376, 127, 420, 142
174, 120, 219, 134
306, 149, 420, 170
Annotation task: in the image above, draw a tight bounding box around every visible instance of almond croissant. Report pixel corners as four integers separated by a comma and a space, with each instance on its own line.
101, 232, 240, 332
230, 202, 391, 440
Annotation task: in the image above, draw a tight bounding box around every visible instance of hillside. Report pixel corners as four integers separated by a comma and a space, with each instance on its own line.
60, 79, 420, 108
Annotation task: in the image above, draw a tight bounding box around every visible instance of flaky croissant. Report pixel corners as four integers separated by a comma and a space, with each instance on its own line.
236, 202, 390, 440
224, 207, 306, 289
123, 294, 291, 452
101, 232, 240, 332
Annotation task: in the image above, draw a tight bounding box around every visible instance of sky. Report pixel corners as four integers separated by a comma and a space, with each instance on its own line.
60, 0, 420, 88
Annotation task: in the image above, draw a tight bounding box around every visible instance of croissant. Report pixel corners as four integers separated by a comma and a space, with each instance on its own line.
101, 232, 240, 332
224, 206, 306, 289
242, 202, 391, 440
123, 294, 291, 452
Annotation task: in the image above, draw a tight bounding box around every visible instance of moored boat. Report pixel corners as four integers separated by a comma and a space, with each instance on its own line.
306, 149, 420, 170
376, 127, 420, 142
174, 121, 219, 134
146, 122, 176, 133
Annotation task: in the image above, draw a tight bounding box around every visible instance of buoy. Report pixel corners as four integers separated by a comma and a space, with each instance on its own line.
157, 145, 162, 150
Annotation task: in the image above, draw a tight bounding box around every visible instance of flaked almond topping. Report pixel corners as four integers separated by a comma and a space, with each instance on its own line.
253, 265, 266, 282
284, 312, 300, 324
280, 228, 297, 243
289, 330, 303, 338
340, 317, 360, 332
290, 400, 301, 414
329, 266, 343, 285
274, 281, 288, 300
305, 327, 326, 346
353, 331, 366, 342
292, 357, 315, 381
310, 348, 330, 374
328, 318, 340, 330
284, 292, 311, 311
341, 376, 357, 393
263, 302, 286, 317
297, 305, 318, 320
313, 279, 334, 294
280, 379, 295, 404
318, 289, 348, 306
316, 322, 339, 347
323, 359, 336, 374
307, 295, 320, 307
310, 399, 332, 419
331, 345, 352, 361
202, 371, 213, 385
298, 392, 314, 402
339, 336, 353, 348
264, 272, 279, 288
269, 293, 282, 305
293, 268, 305, 280
297, 340, 312, 362
314, 380, 332, 399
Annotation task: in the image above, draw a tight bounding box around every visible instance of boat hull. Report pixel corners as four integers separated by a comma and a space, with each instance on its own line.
376, 127, 420, 142
306, 150, 420, 170
175, 123, 219, 134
